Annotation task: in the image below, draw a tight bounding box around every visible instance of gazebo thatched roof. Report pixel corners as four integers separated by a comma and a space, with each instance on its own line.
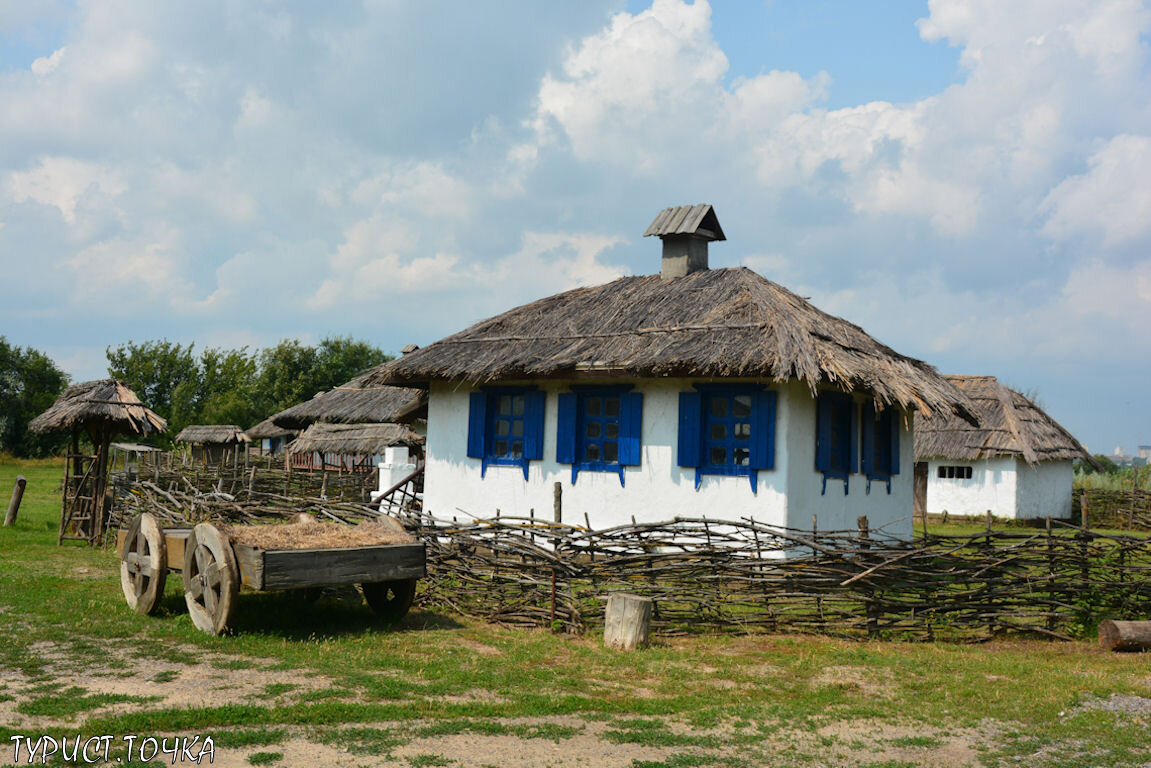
174, 425, 250, 445
270, 370, 425, 430
28, 379, 167, 436
243, 417, 296, 441
368, 267, 974, 419
287, 422, 424, 456
914, 375, 1092, 466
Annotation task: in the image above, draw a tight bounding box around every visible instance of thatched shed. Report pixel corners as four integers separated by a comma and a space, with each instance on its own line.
270, 370, 425, 431
914, 375, 1093, 520
243, 417, 296, 457
287, 422, 423, 473
369, 204, 973, 537
28, 379, 166, 544
175, 425, 249, 468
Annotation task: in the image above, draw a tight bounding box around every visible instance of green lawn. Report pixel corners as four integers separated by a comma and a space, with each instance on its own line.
2, 459, 1150, 767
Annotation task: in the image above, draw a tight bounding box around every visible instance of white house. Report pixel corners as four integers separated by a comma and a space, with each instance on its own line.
914, 375, 1092, 520
371, 205, 973, 538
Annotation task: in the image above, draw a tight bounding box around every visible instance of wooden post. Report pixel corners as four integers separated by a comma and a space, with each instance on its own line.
553, 481, 562, 524
4, 475, 26, 526
858, 515, 877, 637
604, 593, 653, 650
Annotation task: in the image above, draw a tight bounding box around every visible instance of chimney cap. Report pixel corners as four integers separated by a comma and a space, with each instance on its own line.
643, 204, 725, 242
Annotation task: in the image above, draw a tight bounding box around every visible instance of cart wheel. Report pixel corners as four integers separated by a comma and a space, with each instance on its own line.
183, 523, 239, 636
119, 513, 167, 615
361, 579, 416, 622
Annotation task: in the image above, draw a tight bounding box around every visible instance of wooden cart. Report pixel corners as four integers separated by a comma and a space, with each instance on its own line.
117, 512, 425, 635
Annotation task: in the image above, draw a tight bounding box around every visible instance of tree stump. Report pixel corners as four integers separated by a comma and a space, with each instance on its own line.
4, 475, 26, 526
1099, 619, 1151, 651
604, 593, 653, 651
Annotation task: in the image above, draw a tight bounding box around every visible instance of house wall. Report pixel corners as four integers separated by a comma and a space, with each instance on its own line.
1014, 459, 1074, 519
421, 378, 915, 538
924, 456, 1018, 518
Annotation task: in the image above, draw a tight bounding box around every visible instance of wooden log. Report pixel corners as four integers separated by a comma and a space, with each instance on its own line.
1099, 619, 1151, 651
604, 592, 652, 650
4, 475, 26, 526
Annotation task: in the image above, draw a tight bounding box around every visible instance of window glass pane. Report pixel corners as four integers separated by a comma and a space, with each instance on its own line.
733, 395, 751, 419
733, 447, 750, 466
605, 397, 620, 418
587, 397, 602, 417
498, 396, 512, 416
965, 467, 972, 479
710, 446, 726, 465
585, 443, 600, 461
734, 423, 751, 440
494, 440, 508, 456
605, 422, 619, 439
710, 423, 726, 441
511, 441, 523, 458
938, 466, 946, 478
710, 397, 728, 419
586, 421, 602, 439
603, 442, 618, 462
512, 420, 524, 437
512, 396, 525, 417
496, 419, 510, 437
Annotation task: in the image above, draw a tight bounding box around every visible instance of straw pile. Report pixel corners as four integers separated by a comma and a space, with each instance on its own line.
29, 379, 167, 436
222, 516, 415, 550
368, 267, 974, 419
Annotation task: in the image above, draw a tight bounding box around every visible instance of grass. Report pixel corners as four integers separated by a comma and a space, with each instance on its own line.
2, 459, 1151, 767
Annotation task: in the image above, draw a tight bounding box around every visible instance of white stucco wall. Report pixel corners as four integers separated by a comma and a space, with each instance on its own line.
421, 378, 915, 538
924, 457, 1075, 520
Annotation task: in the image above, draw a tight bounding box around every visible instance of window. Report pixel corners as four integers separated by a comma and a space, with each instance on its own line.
466, 388, 545, 480
861, 402, 900, 493
938, 465, 972, 479
677, 385, 776, 492
815, 391, 857, 494
556, 387, 642, 485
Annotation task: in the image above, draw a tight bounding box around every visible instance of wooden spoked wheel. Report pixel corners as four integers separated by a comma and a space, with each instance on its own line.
119, 513, 167, 615
182, 523, 239, 635
361, 578, 417, 622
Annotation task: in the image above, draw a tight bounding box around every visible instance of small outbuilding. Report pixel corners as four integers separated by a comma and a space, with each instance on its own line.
174, 425, 250, 468
270, 371, 425, 433
368, 205, 974, 537
243, 417, 296, 457
287, 422, 424, 474
914, 375, 1093, 520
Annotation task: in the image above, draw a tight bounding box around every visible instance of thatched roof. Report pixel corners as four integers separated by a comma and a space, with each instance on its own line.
368, 267, 974, 419
287, 422, 424, 456
270, 369, 425, 430
914, 375, 1092, 466
174, 425, 249, 445
243, 417, 295, 441
28, 379, 167, 436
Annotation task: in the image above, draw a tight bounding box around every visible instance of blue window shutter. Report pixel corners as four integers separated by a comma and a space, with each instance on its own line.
678, 391, 702, 467
555, 392, 577, 464
618, 392, 643, 466
749, 390, 776, 471
466, 391, 487, 460
523, 390, 546, 461
848, 400, 859, 474
815, 395, 832, 472
860, 400, 875, 476
889, 409, 901, 475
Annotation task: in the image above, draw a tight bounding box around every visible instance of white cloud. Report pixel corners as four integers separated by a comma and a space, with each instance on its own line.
30, 46, 67, 76
5, 156, 126, 223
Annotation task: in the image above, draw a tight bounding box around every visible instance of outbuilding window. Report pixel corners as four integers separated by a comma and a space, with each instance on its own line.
466, 387, 545, 480
677, 385, 776, 493
861, 401, 900, 493
938, 465, 973, 479
815, 391, 857, 494
556, 386, 642, 485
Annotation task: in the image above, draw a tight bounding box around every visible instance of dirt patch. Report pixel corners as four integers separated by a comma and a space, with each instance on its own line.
813, 664, 896, 699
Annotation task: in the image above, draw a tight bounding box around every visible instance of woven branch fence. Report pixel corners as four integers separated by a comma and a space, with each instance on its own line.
111, 473, 1151, 642
1073, 489, 1151, 530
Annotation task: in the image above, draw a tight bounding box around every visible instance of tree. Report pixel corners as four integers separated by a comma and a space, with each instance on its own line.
0, 337, 70, 457
107, 340, 200, 438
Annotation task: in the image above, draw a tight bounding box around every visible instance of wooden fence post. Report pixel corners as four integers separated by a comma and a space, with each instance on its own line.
604, 593, 652, 650
4, 475, 26, 526
553, 481, 562, 524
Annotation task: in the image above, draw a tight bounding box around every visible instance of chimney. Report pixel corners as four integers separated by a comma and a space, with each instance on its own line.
644, 204, 725, 279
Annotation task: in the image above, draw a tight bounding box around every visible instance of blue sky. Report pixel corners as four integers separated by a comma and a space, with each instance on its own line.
0, 0, 1149, 455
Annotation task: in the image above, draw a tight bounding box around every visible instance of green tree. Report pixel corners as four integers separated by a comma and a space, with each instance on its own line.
200, 347, 260, 426
106, 340, 199, 436
0, 337, 70, 457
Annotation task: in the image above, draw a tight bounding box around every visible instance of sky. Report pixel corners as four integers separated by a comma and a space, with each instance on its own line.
0, 0, 1148, 456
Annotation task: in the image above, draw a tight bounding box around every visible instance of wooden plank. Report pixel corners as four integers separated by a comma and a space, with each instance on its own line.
162, 529, 191, 573
246, 543, 426, 591
233, 544, 265, 590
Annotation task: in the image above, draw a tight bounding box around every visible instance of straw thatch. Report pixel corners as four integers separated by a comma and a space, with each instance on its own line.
914, 375, 1092, 466
174, 425, 250, 445
28, 379, 167, 436
243, 417, 295, 441
287, 422, 424, 456
368, 267, 974, 418
270, 369, 425, 430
